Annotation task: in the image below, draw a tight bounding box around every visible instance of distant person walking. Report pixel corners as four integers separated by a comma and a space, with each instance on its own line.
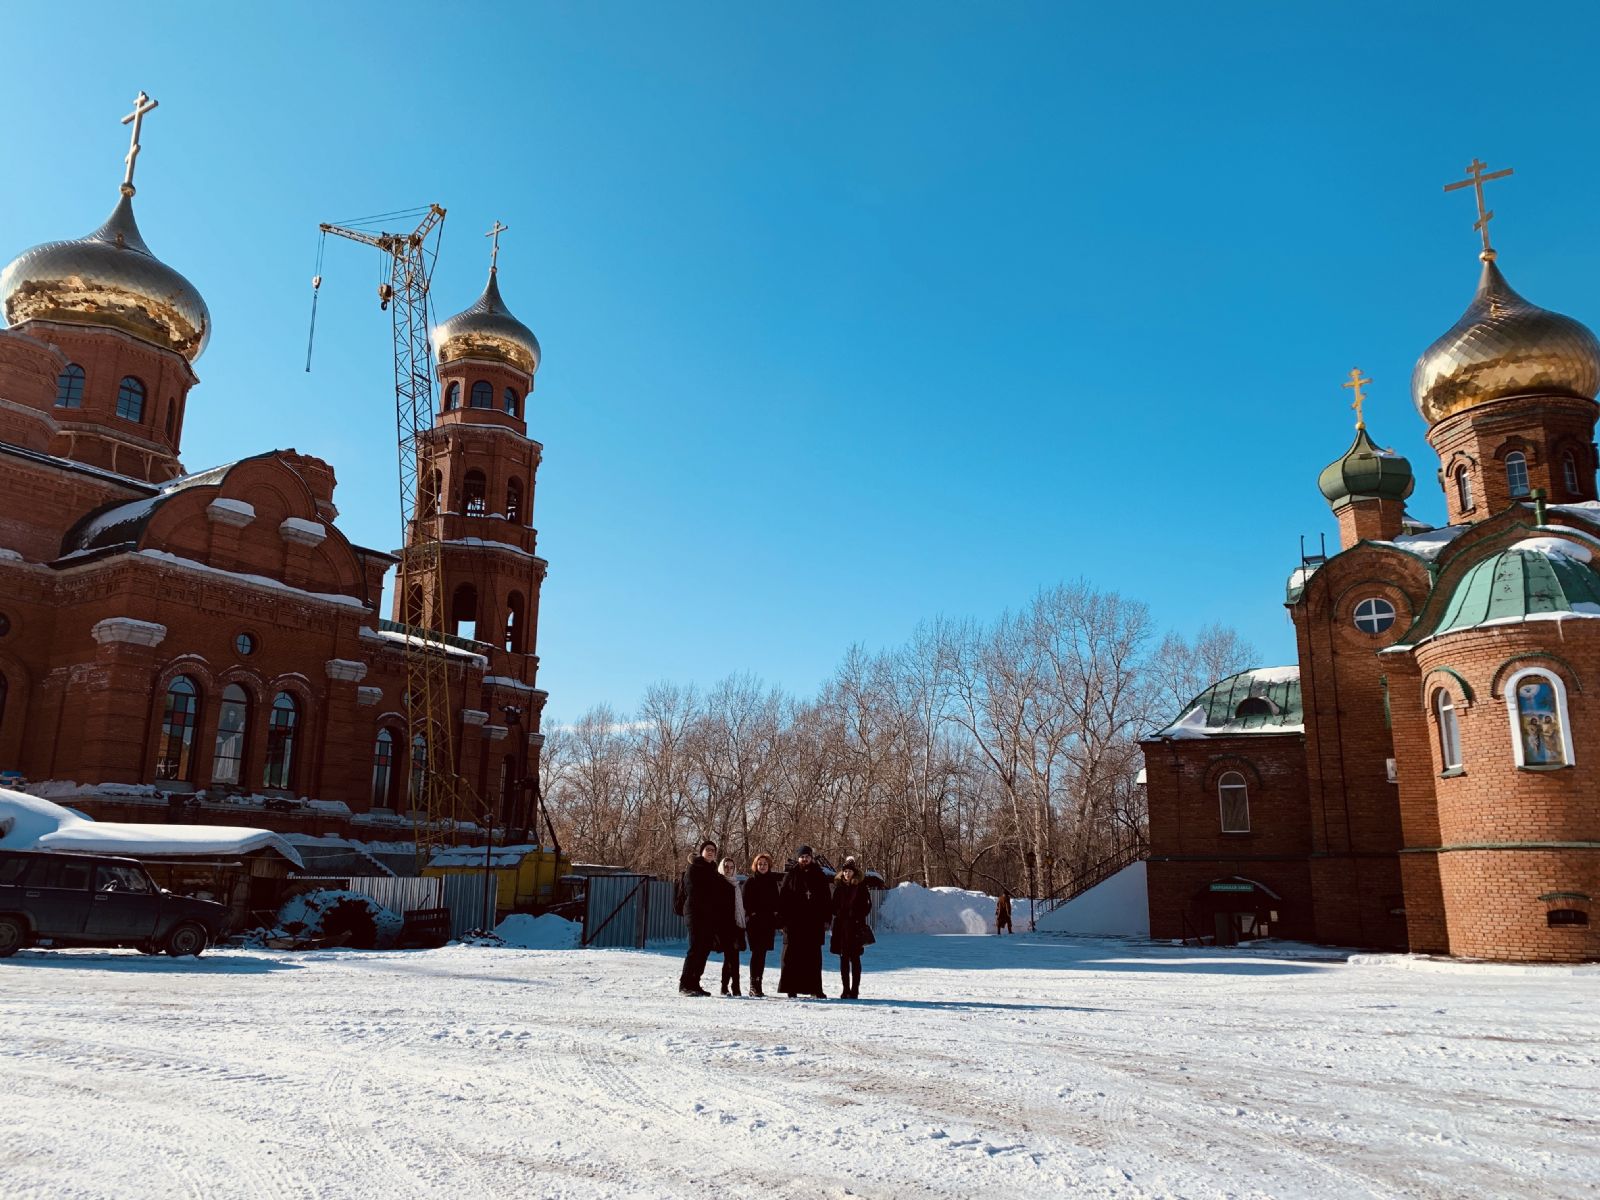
996, 888, 1013, 936
777, 845, 831, 999
742, 853, 781, 997
830, 857, 874, 1000
718, 858, 746, 996
677, 840, 721, 996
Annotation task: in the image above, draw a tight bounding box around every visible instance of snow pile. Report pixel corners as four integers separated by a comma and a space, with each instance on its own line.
272, 889, 403, 949
876, 882, 996, 935
479, 913, 580, 949
1034, 862, 1150, 936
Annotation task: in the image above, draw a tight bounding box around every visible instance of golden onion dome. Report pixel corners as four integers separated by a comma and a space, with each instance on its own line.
432, 269, 540, 375
0, 193, 210, 362
1412, 256, 1600, 425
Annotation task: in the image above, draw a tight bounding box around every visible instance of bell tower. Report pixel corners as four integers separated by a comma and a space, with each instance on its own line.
401, 223, 548, 814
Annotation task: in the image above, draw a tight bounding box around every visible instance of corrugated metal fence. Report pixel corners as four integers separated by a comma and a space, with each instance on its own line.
344, 874, 498, 940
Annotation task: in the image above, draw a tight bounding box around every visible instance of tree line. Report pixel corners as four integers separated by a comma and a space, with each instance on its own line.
538, 581, 1254, 899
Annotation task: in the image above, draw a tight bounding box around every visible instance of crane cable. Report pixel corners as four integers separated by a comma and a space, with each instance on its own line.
304, 230, 327, 373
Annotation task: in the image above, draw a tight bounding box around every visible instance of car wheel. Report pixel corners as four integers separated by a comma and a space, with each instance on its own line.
164, 922, 207, 958
0, 916, 24, 957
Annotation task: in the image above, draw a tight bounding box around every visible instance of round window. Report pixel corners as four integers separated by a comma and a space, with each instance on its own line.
234, 632, 256, 656
1353, 597, 1396, 635
0, 612, 10, 637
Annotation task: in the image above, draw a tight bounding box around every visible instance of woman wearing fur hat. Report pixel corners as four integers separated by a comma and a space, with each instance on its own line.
777, 845, 831, 999
717, 858, 746, 995
830, 858, 874, 999
742, 853, 782, 997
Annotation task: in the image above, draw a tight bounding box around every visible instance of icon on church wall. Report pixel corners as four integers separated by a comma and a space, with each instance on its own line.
1516, 678, 1565, 766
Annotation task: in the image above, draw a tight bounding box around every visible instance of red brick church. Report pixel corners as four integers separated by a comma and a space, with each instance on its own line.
1143, 163, 1599, 962
0, 99, 548, 840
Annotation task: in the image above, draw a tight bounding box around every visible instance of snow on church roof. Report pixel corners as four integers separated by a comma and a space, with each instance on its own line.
1152, 666, 1304, 739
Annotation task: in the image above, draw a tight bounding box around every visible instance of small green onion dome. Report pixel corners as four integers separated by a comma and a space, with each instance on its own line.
1435, 536, 1600, 635
1317, 427, 1415, 507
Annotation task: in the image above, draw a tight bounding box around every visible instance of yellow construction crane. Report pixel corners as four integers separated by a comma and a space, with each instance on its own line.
307, 205, 479, 868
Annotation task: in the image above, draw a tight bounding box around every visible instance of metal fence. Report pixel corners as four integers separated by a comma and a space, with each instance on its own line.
343, 874, 498, 940
644, 879, 686, 945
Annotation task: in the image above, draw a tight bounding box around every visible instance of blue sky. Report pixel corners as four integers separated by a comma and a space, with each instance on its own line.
6, 3, 1600, 718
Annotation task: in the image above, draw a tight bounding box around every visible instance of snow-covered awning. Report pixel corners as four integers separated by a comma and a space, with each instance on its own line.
0, 789, 304, 868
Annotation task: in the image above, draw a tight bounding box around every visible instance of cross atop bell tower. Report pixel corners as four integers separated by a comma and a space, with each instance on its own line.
1443, 157, 1513, 261
120, 90, 160, 197
486, 220, 508, 271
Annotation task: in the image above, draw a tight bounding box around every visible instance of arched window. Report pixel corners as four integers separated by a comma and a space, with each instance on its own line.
263, 692, 299, 789
410, 735, 428, 805
1217, 771, 1250, 833
450, 583, 479, 641
444, 382, 460, 411
1505, 450, 1530, 498
419, 469, 441, 519
1506, 669, 1572, 768
470, 380, 493, 409
504, 387, 520, 417
504, 590, 525, 653
164, 403, 175, 439
463, 469, 487, 516
211, 684, 250, 786
115, 376, 146, 422
1564, 452, 1581, 497
55, 364, 85, 408
371, 728, 396, 809
505, 478, 523, 524
501, 753, 517, 823
1456, 467, 1473, 512
0, 671, 8, 732
155, 676, 200, 781
1434, 688, 1462, 771
1234, 697, 1272, 719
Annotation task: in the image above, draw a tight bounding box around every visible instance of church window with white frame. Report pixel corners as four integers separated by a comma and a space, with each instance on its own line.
1504, 667, 1573, 768
1217, 771, 1250, 833
1434, 688, 1462, 770
1505, 450, 1531, 498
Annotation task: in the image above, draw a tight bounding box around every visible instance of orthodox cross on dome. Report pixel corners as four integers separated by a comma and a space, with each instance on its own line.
1443, 157, 1513, 260
119, 90, 160, 197
1343, 368, 1371, 430
485, 220, 509, 271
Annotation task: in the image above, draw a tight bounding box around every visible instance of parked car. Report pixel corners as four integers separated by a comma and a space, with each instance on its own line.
0, 849, 228, 957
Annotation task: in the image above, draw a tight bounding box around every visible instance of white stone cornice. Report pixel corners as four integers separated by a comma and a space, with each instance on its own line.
91, 617, 167, 647
280, 517, 328, 547
325, 659, 368, 683
483, 724, 508, 741
357, 686, 382, 707
207, 498, 256, 528
461, 709, 489, 726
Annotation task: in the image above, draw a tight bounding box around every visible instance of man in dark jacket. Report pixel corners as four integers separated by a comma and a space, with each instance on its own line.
777, 845, 832, 998
678, 840, 722, 996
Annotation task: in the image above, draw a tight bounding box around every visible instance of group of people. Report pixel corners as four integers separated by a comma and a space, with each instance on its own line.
677, 841, 874, 1000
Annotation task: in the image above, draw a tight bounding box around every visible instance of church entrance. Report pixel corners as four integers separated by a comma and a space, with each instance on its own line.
1190, 877, 1280, 946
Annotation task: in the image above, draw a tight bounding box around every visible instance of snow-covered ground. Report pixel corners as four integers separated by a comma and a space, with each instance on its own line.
2, 934, 1596, 1199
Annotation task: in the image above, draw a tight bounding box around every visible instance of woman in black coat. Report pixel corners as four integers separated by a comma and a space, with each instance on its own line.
777, 845, 831, 999
741, 852, 782, 998
830, 857, 873, 999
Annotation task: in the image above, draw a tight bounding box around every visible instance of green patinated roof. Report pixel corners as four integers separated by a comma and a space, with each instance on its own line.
1435, 537, 1600, 635
1153, 666, 1303, 739
1318, 426, 1415, 508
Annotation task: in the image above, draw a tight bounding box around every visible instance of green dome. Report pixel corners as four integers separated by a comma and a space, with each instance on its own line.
1318, 427, 1415, 507
1435, 537, 1600, 635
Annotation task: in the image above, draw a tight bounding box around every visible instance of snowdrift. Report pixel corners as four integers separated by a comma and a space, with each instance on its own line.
877, 883, 1000, 935
493, 913, 581, 949
0, 788, 304, 867
1033, 862, 1150, 937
